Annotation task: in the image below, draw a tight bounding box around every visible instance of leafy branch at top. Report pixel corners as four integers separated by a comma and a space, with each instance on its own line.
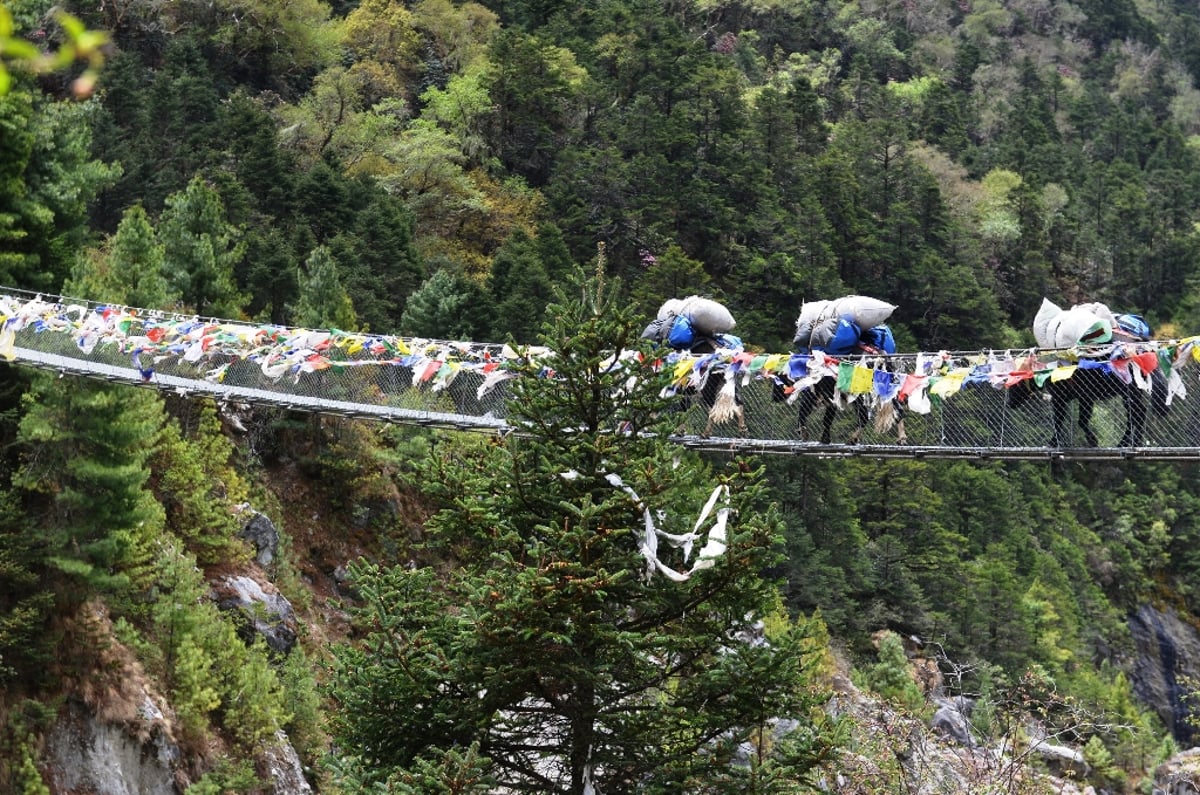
0, 4, 107, 97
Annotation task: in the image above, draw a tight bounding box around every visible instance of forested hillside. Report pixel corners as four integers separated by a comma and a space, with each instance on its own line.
5, 0, 1200, 791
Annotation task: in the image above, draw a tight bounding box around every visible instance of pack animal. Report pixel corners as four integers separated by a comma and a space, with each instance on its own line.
1013, 302, 1168, 447
689, 337, 746, 437
642, 298, 745, 438
1007, 361, 1168, 447
780, 353, 907, 445
778, 297, 908, 444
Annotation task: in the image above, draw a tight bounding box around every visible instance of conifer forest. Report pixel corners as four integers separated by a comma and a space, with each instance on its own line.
7, 0, 1200, 792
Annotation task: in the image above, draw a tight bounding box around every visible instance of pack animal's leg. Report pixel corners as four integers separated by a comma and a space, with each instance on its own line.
847, 400, 868, 445
1120, 390, 1147, 447
1078, 398, 1099, 447
894, 403, 908, 445
1050, 393, 1070, 447
703, 376, 743, 438
820, 405, 835, 444
796, 389, 818, 441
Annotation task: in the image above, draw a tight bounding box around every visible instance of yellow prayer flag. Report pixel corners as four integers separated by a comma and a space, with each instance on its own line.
1049, 364, 1077, 382
849, 365, 874, 394
929, 370, 966, 399
673, 359, 694, 381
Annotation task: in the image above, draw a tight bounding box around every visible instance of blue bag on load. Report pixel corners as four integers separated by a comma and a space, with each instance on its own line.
668, 314, 696, 348
714, 333, 743, 351
823, 316, 861, 355
862, 325, 896, 354
1115, 313, 1151, 341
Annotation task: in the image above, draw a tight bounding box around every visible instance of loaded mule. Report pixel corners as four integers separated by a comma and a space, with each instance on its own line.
776, 326, 908, 445
775, 295, 907, 445
642, 296, 746, 438
1008, 300, 1168, 447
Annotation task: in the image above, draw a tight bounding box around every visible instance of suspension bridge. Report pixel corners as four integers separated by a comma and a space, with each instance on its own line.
4, 288, 1200, 461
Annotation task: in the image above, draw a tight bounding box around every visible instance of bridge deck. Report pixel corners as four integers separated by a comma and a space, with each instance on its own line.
3, 290, 1200, 461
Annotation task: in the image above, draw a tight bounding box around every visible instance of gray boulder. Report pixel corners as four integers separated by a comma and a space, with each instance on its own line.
1155, 747, 1200, 795
930, 696, 974, 746
212, 574, 297, 654
239, 508, 280, 569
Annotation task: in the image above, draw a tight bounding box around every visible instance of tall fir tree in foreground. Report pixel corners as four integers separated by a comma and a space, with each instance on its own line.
328, 267, 838, 793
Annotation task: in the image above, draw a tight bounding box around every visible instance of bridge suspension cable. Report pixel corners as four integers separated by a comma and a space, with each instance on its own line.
3, 288, 1200, 461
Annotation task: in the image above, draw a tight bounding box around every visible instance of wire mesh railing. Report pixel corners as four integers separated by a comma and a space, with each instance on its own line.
3, 288, 1200, 460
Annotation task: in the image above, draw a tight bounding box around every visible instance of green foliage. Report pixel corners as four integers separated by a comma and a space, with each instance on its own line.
150, 401, 248, 563
487, 223, 574, 342
0, 489, 53, 684
158, 176, 246, 317
183, 758, 261, 795
278, 644, 324, 765
225, 637, 291, 746
328, 741, 492, 794
292, 245, 358, 331
0, 88, 118, 291
328, 272, 839, 792
13, 376, 166, 603
399, 267, 492, 340
13, 735, 48, 795
326, 184, 423, 333
68, 203, 175, 308
626, 244, 714, 320
173, 633, 222, 740
860, 631, 925, 713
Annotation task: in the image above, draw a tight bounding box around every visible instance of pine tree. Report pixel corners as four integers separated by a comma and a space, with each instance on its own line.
13, 375, 167, 605
399, 267, 492, 340
67, 203, 176, 308
292, 245, 358, 330
328, 270, 837, 793
158, 176, 246, 317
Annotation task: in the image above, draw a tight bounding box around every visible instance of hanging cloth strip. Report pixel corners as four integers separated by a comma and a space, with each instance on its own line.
561, 470, 730, 582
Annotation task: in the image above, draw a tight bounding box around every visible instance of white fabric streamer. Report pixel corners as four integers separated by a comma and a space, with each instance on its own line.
562, 469, 731, 582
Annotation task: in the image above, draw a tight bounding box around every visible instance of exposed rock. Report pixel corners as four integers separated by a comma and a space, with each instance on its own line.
1155, 746, 1200, 794
1128, 604, 1200, 745
258, 730, 314, 794
45, 699, 181, 795
211, 574, 297, 654
239, 508, 280, 569
930, 696, 975, 747
1031, 741, 1090, 780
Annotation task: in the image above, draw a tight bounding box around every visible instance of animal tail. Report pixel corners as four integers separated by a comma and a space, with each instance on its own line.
875, 400, 897, 435
708, 378, 740, 426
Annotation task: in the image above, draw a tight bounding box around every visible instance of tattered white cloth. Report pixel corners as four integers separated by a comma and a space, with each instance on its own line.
561, 470, 730, 582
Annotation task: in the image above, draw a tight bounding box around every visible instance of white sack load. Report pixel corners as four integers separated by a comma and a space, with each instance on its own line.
1076, 301, 1118, 329
794, 299, 833, 346
806, 316, 839, 349
679, 295, 736, 334
794, 295, 895, 345
657, 298, 687, 321
831, 295, 897, 329
797, 299, 834, 326
1032, 298, 1061, 349
1054, 305, 1112, 347
1033, 297, 1113, 348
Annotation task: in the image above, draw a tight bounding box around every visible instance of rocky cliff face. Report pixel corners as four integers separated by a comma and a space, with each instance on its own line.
1128, 604, 1200, 745
46, 699, 179, 795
